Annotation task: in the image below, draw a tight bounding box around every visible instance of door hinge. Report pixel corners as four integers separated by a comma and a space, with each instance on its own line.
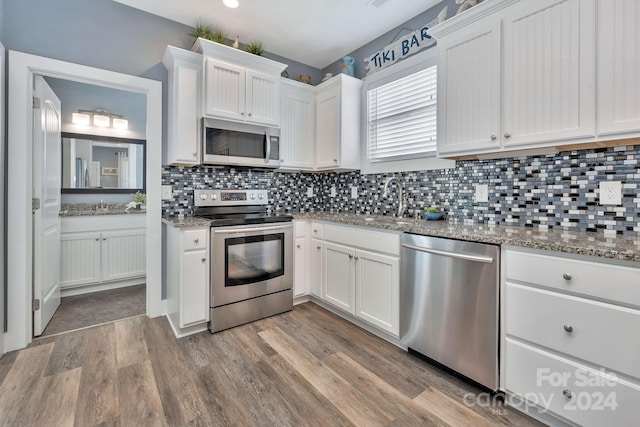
32, 96, 41, 109
32, 198, 41, 210
32, 299, 41, 311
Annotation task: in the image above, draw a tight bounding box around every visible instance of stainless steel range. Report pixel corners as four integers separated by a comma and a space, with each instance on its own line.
194, 189, 293, 333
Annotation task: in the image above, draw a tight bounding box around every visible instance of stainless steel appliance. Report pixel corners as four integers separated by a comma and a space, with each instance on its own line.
194, 189, 293, 333
400, 233, 500, 391
202, 118, 280, 168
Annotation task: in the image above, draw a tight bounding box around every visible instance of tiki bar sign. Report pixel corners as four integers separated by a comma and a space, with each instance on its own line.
365, 25, 435, 74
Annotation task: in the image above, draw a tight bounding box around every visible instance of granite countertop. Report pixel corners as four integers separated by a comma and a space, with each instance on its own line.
162, 217, 212, 228
59, 203, 147, 217
162, 212, 639, 262
293, 212, 640, 263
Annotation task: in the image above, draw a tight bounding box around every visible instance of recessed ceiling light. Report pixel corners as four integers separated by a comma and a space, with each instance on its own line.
223, 0, 239, 8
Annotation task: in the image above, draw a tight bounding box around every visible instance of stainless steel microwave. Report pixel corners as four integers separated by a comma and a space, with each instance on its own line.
202, 118, 280, 168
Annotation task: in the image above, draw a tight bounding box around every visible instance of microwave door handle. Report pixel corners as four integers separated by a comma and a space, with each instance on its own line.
265, 130, 271, 163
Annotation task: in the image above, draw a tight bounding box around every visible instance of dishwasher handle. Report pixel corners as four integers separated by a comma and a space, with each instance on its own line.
401, 243, 495, 264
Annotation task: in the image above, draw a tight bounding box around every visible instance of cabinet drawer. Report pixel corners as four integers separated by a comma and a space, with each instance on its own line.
182, 228, 208, 251
505, 249, 640, 308
324, 224, 400, 256
505, 339, 640, 427
506, 283, 640, 380
310, 222, 323, 239
294, 220, 308, 238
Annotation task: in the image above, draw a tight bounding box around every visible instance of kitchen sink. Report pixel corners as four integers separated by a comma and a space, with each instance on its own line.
394, 221, 413, 225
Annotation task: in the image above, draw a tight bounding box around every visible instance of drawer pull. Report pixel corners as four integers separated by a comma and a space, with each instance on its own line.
201, 257, 206, 262
563, 389, 572, 399
563, 324, 574, 333
313, 229, 318, 233
296, 244, 301, 248
316, 246, 321, 250
562, 273, 572, 281
194, 238, 199, 243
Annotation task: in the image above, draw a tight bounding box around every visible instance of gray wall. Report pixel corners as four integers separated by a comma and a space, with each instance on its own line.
322, 0, 457, 79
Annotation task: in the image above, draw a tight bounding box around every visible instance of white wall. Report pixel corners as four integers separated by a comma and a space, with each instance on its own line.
0, 43, 5, 355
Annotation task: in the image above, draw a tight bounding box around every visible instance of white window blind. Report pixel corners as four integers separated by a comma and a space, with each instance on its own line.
367, 65, 437, 163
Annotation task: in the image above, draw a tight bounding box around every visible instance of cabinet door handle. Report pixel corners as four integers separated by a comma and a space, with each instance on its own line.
562, 273, 572, 281
192, 152, 197, 157
333, 158, 338, 163
280, 159, 284, 162
194, 238, 199, 243
504, 132, 511, 139
296, 244, 301, 248
348, 254, 353, 260
354, 256, 359, 261
563, 324, 574, 333
241, 112, 245, 116
247, 112, 252, 117
103, 237, 107, 241
316, 246, 321, 250
202, 257, 206, 262
95, 238, 100, 241
490, 134, 497, 141
313, 229, 318, 233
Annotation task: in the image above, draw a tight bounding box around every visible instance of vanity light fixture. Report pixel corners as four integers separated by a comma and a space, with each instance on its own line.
71, 109, 129, 130
223, 0, 239, 8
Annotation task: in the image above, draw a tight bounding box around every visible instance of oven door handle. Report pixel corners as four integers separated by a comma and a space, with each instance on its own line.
213, 224, 292, 234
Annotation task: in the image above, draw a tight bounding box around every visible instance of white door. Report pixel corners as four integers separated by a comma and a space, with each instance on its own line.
32, 75, 62, 336
322, 241, 355, 314
245, 70, 279, 126
204, 58, 246, 121
315, 84, 341, 169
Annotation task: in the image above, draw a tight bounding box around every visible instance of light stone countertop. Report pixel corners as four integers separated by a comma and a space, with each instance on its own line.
59, 202, 146, 217
162, 212, 640, 263
293, 212, 640, 263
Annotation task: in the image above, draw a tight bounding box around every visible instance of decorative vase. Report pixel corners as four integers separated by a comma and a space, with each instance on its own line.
340, 56, 355, 77
321, 72, 333, 82
425, 212, 443, 221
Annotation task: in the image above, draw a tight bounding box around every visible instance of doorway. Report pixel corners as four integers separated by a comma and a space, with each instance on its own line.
6, 51, 162, 351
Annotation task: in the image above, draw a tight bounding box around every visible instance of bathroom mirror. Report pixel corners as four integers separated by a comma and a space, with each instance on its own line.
61, 132, 145, 193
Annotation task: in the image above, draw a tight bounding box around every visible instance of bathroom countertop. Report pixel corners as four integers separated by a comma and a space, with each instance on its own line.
292, 212, 640, 263
59, 203, 146, 217
162, 217, 212, 228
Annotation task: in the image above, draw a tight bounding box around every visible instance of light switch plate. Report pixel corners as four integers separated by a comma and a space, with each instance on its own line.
307, 187, 314, 198
330, 186, 336, 197
474, 184, 489, 203
599, 181, 622, 205
351, 186, 358, 199
161, 185, 173, 200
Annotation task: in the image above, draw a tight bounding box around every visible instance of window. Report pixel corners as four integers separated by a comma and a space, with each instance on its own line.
367, 65, 437, 163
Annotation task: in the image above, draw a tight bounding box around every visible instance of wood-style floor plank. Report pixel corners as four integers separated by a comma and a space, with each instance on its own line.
43, 330, 86, 377
144, 317, 210, 426
414, 387, 497, 427
0, 343, 54, 426
117, 360, 165, 427
259, 326, 393, 427
74, 323, 120, 427
115, 315, 149, 368
324, 351, 448, 427
27, 367, 82, 427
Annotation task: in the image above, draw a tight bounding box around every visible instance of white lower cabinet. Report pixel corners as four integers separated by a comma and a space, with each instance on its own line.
293, 220, 310, 299
503, 247, 640, 426
310, 238, 323, 297
320, 223, 400, 337
166, 226, 210, 336
60, 215, 146, 295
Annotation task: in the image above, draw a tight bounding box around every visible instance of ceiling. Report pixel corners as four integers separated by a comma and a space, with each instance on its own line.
113, 0, 443, 69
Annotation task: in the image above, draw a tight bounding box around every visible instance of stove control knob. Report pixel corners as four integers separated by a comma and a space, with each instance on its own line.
212, 194, 218, 200
258, 194, 264, 199
251, 194, 256, 200
199, 193, 207, 200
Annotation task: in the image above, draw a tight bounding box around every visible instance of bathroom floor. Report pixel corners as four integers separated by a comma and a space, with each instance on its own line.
40, 284, 146, 337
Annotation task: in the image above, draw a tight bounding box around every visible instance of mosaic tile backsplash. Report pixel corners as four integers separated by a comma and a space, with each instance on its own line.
162, 144, 640, 236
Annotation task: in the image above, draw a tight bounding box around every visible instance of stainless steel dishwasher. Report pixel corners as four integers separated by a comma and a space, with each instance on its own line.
400, 233, 499, 391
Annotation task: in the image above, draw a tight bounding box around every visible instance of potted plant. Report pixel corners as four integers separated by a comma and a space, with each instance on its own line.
244, 41, 264, 56
132, 191, 147, 210
189, 22, 227, 44
424, 206, 443, 220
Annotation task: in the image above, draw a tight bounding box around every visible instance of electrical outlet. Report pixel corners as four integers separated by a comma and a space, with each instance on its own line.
161, 185, 173, 200
307, 186, 314, 198
351, 186, 358, 199
474, 184, 489, 203
599, 181, 622, 205
330, 185, 336, 197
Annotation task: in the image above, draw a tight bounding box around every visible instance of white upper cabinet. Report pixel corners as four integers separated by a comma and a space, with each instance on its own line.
279, 79, 315, 169
194, 38, 286, 127
502, 0, 596, 147
597, 0, 640, 137
315, 74, 363, 171
163, 46, 202, 166
437, 19, 502, 155
431, 0, 598, 157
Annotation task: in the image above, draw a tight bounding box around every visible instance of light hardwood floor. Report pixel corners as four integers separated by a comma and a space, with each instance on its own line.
0, 303, 542, 426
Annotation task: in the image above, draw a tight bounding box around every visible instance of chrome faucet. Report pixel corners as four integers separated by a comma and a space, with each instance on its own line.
383, 177, 407, 217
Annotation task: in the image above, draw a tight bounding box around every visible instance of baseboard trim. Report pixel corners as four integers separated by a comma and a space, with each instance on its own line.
61, 277, 145, 297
